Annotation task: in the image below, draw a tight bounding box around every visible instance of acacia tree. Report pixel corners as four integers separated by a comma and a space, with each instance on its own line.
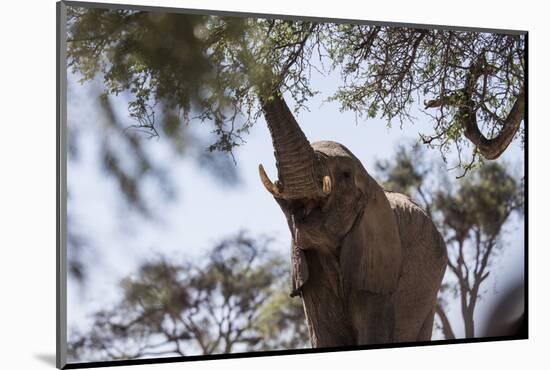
68, 233, 309, 362
376, 145, 524, 338
327, 27, 525, 166
433, 163, 523, 338
67, 6, 525, 170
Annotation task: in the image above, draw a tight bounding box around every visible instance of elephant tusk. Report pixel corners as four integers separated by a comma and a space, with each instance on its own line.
322, 176, 332, 195
258, 164, 281, 197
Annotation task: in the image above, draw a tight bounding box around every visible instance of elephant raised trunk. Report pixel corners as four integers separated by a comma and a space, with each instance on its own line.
258, 91, 331, 200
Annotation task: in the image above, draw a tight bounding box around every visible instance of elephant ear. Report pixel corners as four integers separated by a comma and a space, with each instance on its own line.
339, 174, 403, 294
290, 241, 309, 297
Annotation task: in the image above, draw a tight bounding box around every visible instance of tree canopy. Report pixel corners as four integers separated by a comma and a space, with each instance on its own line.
68, 233, 309, 362
67, 6, 525, 171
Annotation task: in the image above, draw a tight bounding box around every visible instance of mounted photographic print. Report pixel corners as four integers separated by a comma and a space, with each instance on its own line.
56, 1, 527, 368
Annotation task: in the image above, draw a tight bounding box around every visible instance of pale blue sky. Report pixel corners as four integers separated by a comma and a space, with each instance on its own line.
66, 55, 524, 347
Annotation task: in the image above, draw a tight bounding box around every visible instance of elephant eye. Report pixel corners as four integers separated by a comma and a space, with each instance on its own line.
341, 171, 351, 180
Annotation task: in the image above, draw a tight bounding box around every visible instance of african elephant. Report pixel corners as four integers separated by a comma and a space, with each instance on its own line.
258, 91, 448, 347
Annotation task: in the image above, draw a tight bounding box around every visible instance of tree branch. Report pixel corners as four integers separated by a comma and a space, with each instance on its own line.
462, 86, 525, 160
435, 303, 456, 339
426, 55, 525, 160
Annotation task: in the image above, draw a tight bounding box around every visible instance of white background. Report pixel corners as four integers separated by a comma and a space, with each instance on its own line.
0, 0, 546, 369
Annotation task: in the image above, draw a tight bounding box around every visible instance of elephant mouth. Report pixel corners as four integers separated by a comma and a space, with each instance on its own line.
281, 196, 339, 251
283, 196, 328, 225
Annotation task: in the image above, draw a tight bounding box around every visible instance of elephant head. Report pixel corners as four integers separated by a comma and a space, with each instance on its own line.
258, 91, 402, 297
